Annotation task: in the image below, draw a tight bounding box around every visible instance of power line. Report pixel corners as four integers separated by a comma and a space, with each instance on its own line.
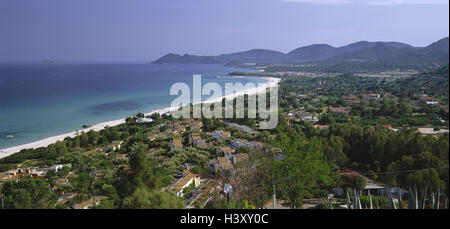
358, 166, 449, 176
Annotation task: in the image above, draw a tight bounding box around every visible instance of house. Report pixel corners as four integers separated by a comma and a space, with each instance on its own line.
217, 157, 234, 176
230, 139, 265, 152
212, 130, 231, 139
6, 169, 17, 176
314, 125, 328, 130
111, 141, 122, 149
209, 157, 235, 176
191, 135, 207, 147
217, 146, 235, 159
417, 127, 449, 136
56, 178, 70, 185
183, 117, 194, 123
169, 174, 201, 197
50, 164, 63, 172
348, 100, 362, 106
102, 141, 122, 152
342, 95, 359, 101
183, 170, 191, 176
94, 172, 105, 181
329, 107, 351, 116
296, 111, 312, 120
363, 184, 386, 196
230, 139, 250, 149
190, 121, 203, 130
417, 94, 428, 98
136, 117, 153, 123
172, 125, 188, 135
147, 133, 157, 141
115, 154, 128, 160
72, 196, 108, 209
249, 141, 266, 152
30, 170, 44, 177
170, 138, 183, 151
83, 149, 98, 156
363, 93, 381, 100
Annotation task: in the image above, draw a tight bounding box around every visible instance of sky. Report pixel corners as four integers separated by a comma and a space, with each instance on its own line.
0, 0, 448, 62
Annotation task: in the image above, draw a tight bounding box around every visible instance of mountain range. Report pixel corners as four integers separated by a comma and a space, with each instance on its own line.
153, 37, 449, 70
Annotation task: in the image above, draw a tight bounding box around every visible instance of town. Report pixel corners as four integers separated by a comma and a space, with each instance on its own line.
0, 64, 448, 209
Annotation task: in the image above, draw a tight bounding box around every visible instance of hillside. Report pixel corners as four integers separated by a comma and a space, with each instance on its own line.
153, 37, 449, 71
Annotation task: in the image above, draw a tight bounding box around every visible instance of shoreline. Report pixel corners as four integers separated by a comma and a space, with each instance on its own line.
0, 76, 280, 159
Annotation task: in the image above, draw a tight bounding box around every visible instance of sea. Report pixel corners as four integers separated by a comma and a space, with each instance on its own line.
0, 63, 265, 149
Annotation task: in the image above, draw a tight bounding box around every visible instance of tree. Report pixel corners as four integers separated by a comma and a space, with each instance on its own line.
1, 177, 56, 209
272, 137, 331, 208
122, 186, 184, 209
323, 135, 347, 166
398, 101, 413, 115
46, 170, 57, 188
338, 174, 366, 191
55, 141, 68, 156
80, 133, 89, 147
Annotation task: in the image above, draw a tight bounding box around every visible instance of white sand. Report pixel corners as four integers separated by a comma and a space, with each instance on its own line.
0, 76, 280, 159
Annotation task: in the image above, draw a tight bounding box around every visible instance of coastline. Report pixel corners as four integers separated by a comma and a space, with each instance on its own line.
0, 76, 280, 159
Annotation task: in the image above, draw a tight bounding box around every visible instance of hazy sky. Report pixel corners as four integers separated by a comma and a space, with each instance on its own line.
0, 0, 448, 62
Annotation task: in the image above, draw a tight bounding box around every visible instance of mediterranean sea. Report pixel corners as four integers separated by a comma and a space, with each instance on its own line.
0, 63, 264, 149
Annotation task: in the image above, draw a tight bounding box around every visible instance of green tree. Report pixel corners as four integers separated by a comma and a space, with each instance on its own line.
1, 177, 56, 209
273, 137, 331, 208
122, 186, 184, 209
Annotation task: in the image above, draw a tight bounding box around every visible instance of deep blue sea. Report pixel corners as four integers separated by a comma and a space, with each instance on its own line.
0, 63, 264, 149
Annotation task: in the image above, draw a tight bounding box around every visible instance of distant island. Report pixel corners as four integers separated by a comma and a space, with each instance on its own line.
153, 37, 449, 71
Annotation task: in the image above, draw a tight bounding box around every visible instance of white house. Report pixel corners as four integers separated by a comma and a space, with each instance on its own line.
50, 164, 63, 172
169, 174, 201, 197
136, 118, 153, 123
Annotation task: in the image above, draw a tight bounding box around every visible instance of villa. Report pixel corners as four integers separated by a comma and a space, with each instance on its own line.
212, 130, 231, 139
170, 138, 183, 151
168, 174, 201, 197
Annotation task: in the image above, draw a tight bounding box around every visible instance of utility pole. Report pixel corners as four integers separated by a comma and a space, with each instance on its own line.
273, 184, 276, 209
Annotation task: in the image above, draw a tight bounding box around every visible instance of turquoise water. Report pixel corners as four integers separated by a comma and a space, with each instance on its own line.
0, 63, 264, 149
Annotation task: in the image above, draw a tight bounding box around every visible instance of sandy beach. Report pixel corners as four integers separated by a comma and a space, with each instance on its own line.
0, 76, 280, 159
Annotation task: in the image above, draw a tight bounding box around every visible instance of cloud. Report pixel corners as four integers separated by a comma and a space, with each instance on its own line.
281, 0, 449, 5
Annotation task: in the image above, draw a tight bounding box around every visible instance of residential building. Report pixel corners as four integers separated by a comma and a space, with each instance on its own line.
147, 133, 157, 141
329, 107, 351, 116
212, 130, 231, 139
50, 164, 63, 172
217, 146, 235, 159
136, 117, 153, 123
191, 135, 207, 147
363, 93, 381, 100
115, 154, 128, 160
190, 121, 203, 131
230, 139, 250, 149
169, 174, 201, 197
170, 138, 183, 151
